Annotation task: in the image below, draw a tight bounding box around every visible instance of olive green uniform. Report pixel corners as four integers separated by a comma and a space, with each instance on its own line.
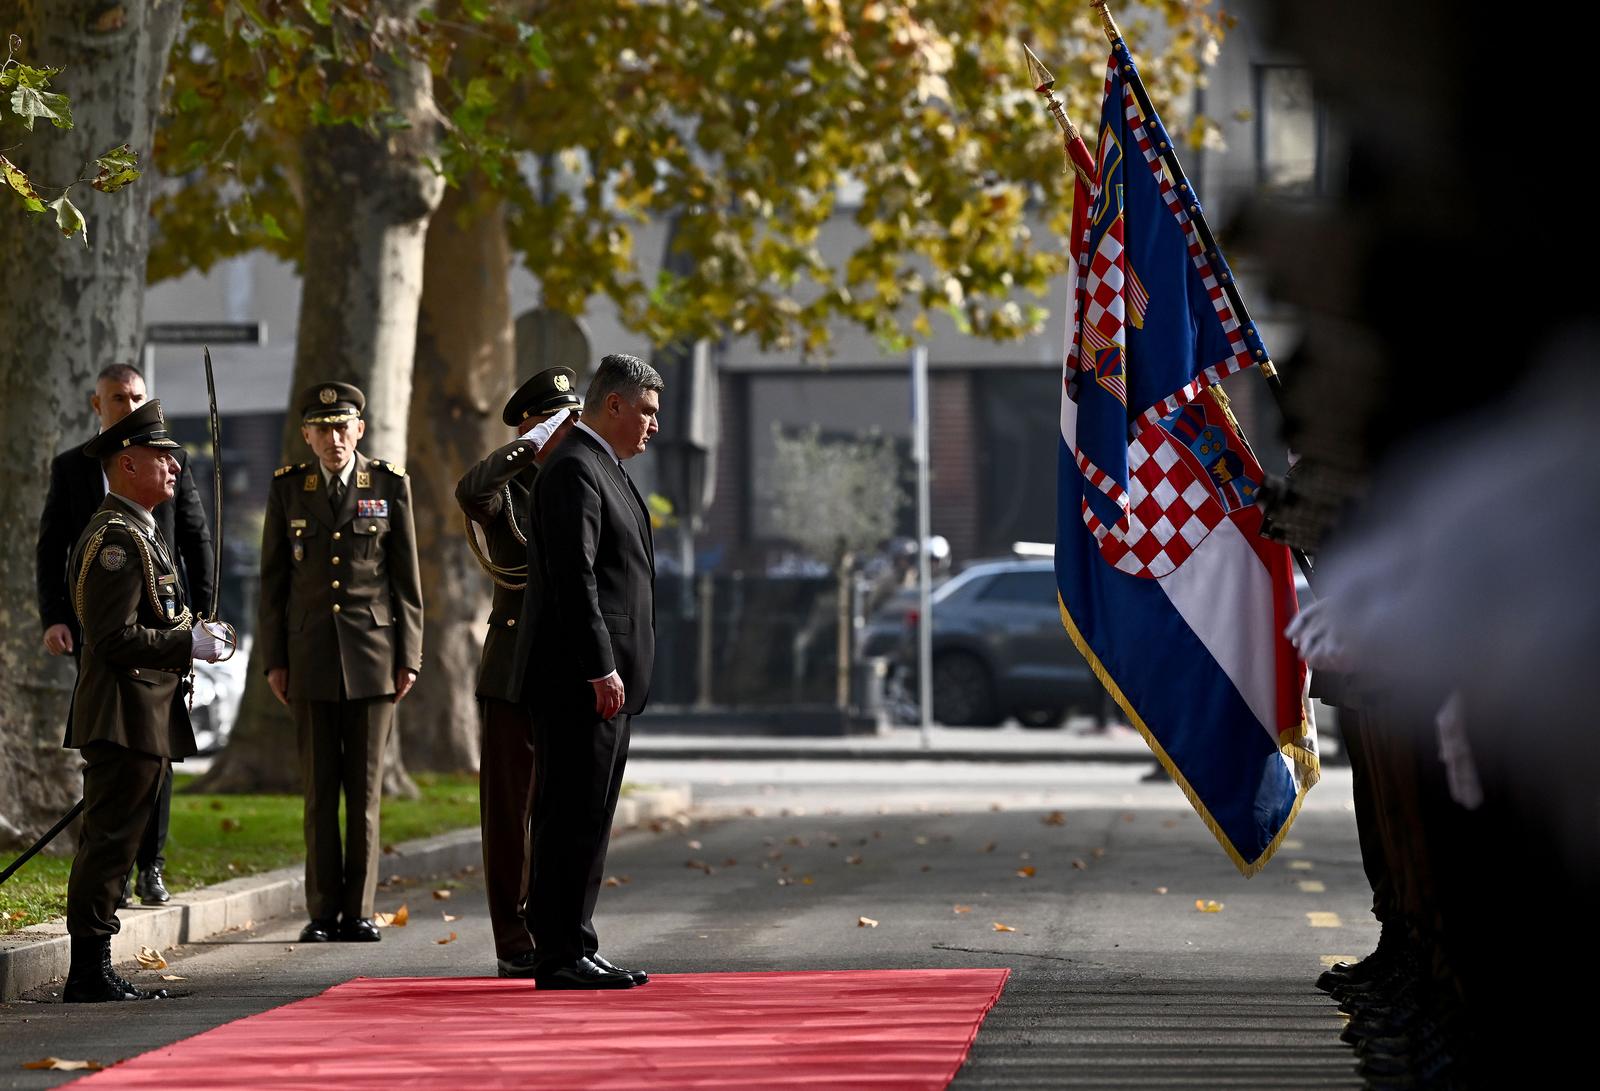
65, 493, 198, 939
258, 451, 423, 921
457, 435, 540, 958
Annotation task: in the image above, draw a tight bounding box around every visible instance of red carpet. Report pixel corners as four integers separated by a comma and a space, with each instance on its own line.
75, 969, 1010, 1089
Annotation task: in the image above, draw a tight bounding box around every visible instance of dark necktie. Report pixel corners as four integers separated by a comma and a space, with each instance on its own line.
328, 474, 345, 510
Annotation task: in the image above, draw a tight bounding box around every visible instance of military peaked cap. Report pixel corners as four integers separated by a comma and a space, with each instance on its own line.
299, 381, 365, 425
502, 366, 583, 426
83, 399, 182, 457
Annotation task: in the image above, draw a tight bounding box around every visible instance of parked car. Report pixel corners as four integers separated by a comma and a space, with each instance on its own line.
885, 558, 1105, 728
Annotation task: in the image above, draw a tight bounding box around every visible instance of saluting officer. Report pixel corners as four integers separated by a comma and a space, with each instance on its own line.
63, 400, 232, 1002
455, 366, 581, 978
258, 382, 424, 945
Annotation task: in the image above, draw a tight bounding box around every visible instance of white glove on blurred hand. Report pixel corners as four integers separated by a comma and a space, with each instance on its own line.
529, 408, 571, 451
191, 619, 235, 664
1284, 597, 1351, 672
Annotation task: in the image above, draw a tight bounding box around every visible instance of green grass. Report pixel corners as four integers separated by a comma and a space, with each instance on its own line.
0, 773, 479, 936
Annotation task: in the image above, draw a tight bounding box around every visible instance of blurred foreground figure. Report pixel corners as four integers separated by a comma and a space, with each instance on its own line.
1259, 3, 1600, 1085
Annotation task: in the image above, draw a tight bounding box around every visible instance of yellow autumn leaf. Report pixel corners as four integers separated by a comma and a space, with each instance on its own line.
1041, 811, 1066, 827
375, 904, 409, 928
992, 922, 1016, 932
1195, 899, 1224, 913
436, 932, 458, 945
23, 1058, 104, 1072
432, 889, 452, 901
442, 913, 459, 923
136, 945, 167, 970
1016, 866, 1037, 878
160, 974, 187, 981
857, 916, 879, 928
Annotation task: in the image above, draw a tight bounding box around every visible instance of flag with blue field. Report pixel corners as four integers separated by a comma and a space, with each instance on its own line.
1055, 47, 1317, 875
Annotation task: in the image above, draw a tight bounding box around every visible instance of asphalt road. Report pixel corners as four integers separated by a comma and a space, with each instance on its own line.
0, 762, 1367, 1089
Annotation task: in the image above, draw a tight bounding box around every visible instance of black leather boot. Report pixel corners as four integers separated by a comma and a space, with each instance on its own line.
62, 937, 166, 1003
136, 865, 171, 905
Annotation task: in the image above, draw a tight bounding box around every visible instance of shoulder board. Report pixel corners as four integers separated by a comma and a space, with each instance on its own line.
371, 460, 406, 477
274, 463, 308, 478
102, 515, 128, 529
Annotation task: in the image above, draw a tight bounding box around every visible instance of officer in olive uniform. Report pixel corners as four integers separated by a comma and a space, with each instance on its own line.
455, 366, 582, 977
63, 400, 232, 1002
258, 382, 424, 944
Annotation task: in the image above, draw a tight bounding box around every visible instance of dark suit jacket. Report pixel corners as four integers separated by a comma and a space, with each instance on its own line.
66, 497, 198, 760
455, 434, 539, 704
37, 439, 214, 643
258, 451, 424, 702
521, 428, 655, 716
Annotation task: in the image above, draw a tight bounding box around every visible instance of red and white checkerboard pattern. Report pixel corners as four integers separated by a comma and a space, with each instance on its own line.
1079, 421, 1227, 580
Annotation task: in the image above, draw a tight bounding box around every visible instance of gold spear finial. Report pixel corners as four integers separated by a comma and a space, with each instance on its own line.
1019, 41, 1091, 186
1090, 0, 1123, 46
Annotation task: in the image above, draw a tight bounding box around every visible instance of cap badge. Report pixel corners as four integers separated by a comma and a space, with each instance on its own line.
554, 374, 571, 392
320, 386, 338, 405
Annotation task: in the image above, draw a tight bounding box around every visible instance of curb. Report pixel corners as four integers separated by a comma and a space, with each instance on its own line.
0, 785, 691, 1002
629, 742, 1158, 764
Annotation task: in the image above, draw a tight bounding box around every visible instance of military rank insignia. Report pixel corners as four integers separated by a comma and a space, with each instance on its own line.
357, 499, 388, 518
304, 473, 319, 491
356, 470, 371, 489
293, 542, 305, 562
100, 544, 127, 571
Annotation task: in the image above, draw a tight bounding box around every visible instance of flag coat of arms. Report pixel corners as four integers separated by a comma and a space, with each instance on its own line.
1056, 46, 1317, 874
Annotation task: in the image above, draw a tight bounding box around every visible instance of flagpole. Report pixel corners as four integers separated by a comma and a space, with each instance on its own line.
1022, 44, 1095, 189
1088, 1, 1284, 390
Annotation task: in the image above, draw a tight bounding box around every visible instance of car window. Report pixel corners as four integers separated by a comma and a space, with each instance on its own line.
976, 570, 1058, 604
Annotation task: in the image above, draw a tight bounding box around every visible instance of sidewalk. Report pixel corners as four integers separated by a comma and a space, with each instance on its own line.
0, 786, 690, 1002
630, 724, 1160, 763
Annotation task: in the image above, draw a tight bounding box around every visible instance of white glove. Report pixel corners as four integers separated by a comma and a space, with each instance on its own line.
191, 619, 236, 664
1284, 597, 1350, 672
529, 408, 571, 450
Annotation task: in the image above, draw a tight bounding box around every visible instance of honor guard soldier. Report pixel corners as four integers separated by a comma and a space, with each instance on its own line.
258, 382, 424, 944
63, 400, 233, 1002
455, 366, 581, 977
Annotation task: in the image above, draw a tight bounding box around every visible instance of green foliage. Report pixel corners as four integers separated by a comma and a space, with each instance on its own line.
0, 33, 142, 244
152, 1, 1227, 350
770, 423, 907, 564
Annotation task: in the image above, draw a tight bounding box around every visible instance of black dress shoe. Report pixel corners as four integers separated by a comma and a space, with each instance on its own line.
590, 953, 648, 985
299, 919, 339, 943
339, 917, 382, 942
137, 865, 171, 905
119, 871, 134, 909
535, 957, 636, 990
497, 951, 540, 979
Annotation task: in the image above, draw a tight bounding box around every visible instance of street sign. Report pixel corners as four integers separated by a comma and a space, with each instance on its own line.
145, 322, 267, 346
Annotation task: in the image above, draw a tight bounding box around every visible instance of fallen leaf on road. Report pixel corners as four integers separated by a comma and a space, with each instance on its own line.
723, 858, 739, 867
777, 877, 791, 886
1154, 887, 1169, 895
160, 974, 186, 981
992, 922, 1016, 933
953, 905, 972, 914
845, 854, 863, 865
1162, 819, 1181, 829
1042, 811, 1067, 826
685, 858, 709, 870
432, 889, 452, 901
1016, 866, 1037, 878
1071, 859, 1087, 870
787, 836, 808, 847
136, 946, 167, 970
990, 803, 1004, 812
1091, 847, 1106, 860
22, 1059, 104, 1072
1121, 813, 1136, 823
442, 913, 459, 922
687, 839, 703, 850
857, 916, 879, 928
436, 932, 458, 945
1195, 899, 1224, 913
981, 841, 997, 853
375, 905, 409, 928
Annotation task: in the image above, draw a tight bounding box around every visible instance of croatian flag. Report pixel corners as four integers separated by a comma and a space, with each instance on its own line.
1055, 47, 1317, 874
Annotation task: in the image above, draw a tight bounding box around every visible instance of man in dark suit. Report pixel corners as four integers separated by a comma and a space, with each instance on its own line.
522, 353, 661, 990
63, 400, 232, 1002
36, 362, 215, 908
258, 381, 424, 944
455, 366, 581, 978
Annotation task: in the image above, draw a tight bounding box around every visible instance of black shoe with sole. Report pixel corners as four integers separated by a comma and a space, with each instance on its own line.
535, 957, 636, 990
497, 951, 540, 979
299, 918, 339, 943
338, 917, 382, 942
136, 865, 171, 905
590, 953, 649, 985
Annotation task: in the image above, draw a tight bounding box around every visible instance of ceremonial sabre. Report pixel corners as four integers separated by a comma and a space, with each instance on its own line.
0, 800, 85, 887
200, 347, 237, 659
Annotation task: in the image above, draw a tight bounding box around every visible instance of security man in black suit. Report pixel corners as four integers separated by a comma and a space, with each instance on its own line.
36, 362, 215, 909
63, 400, 232, 1002
456, 367, 582, 978
521, 353, 661, 991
